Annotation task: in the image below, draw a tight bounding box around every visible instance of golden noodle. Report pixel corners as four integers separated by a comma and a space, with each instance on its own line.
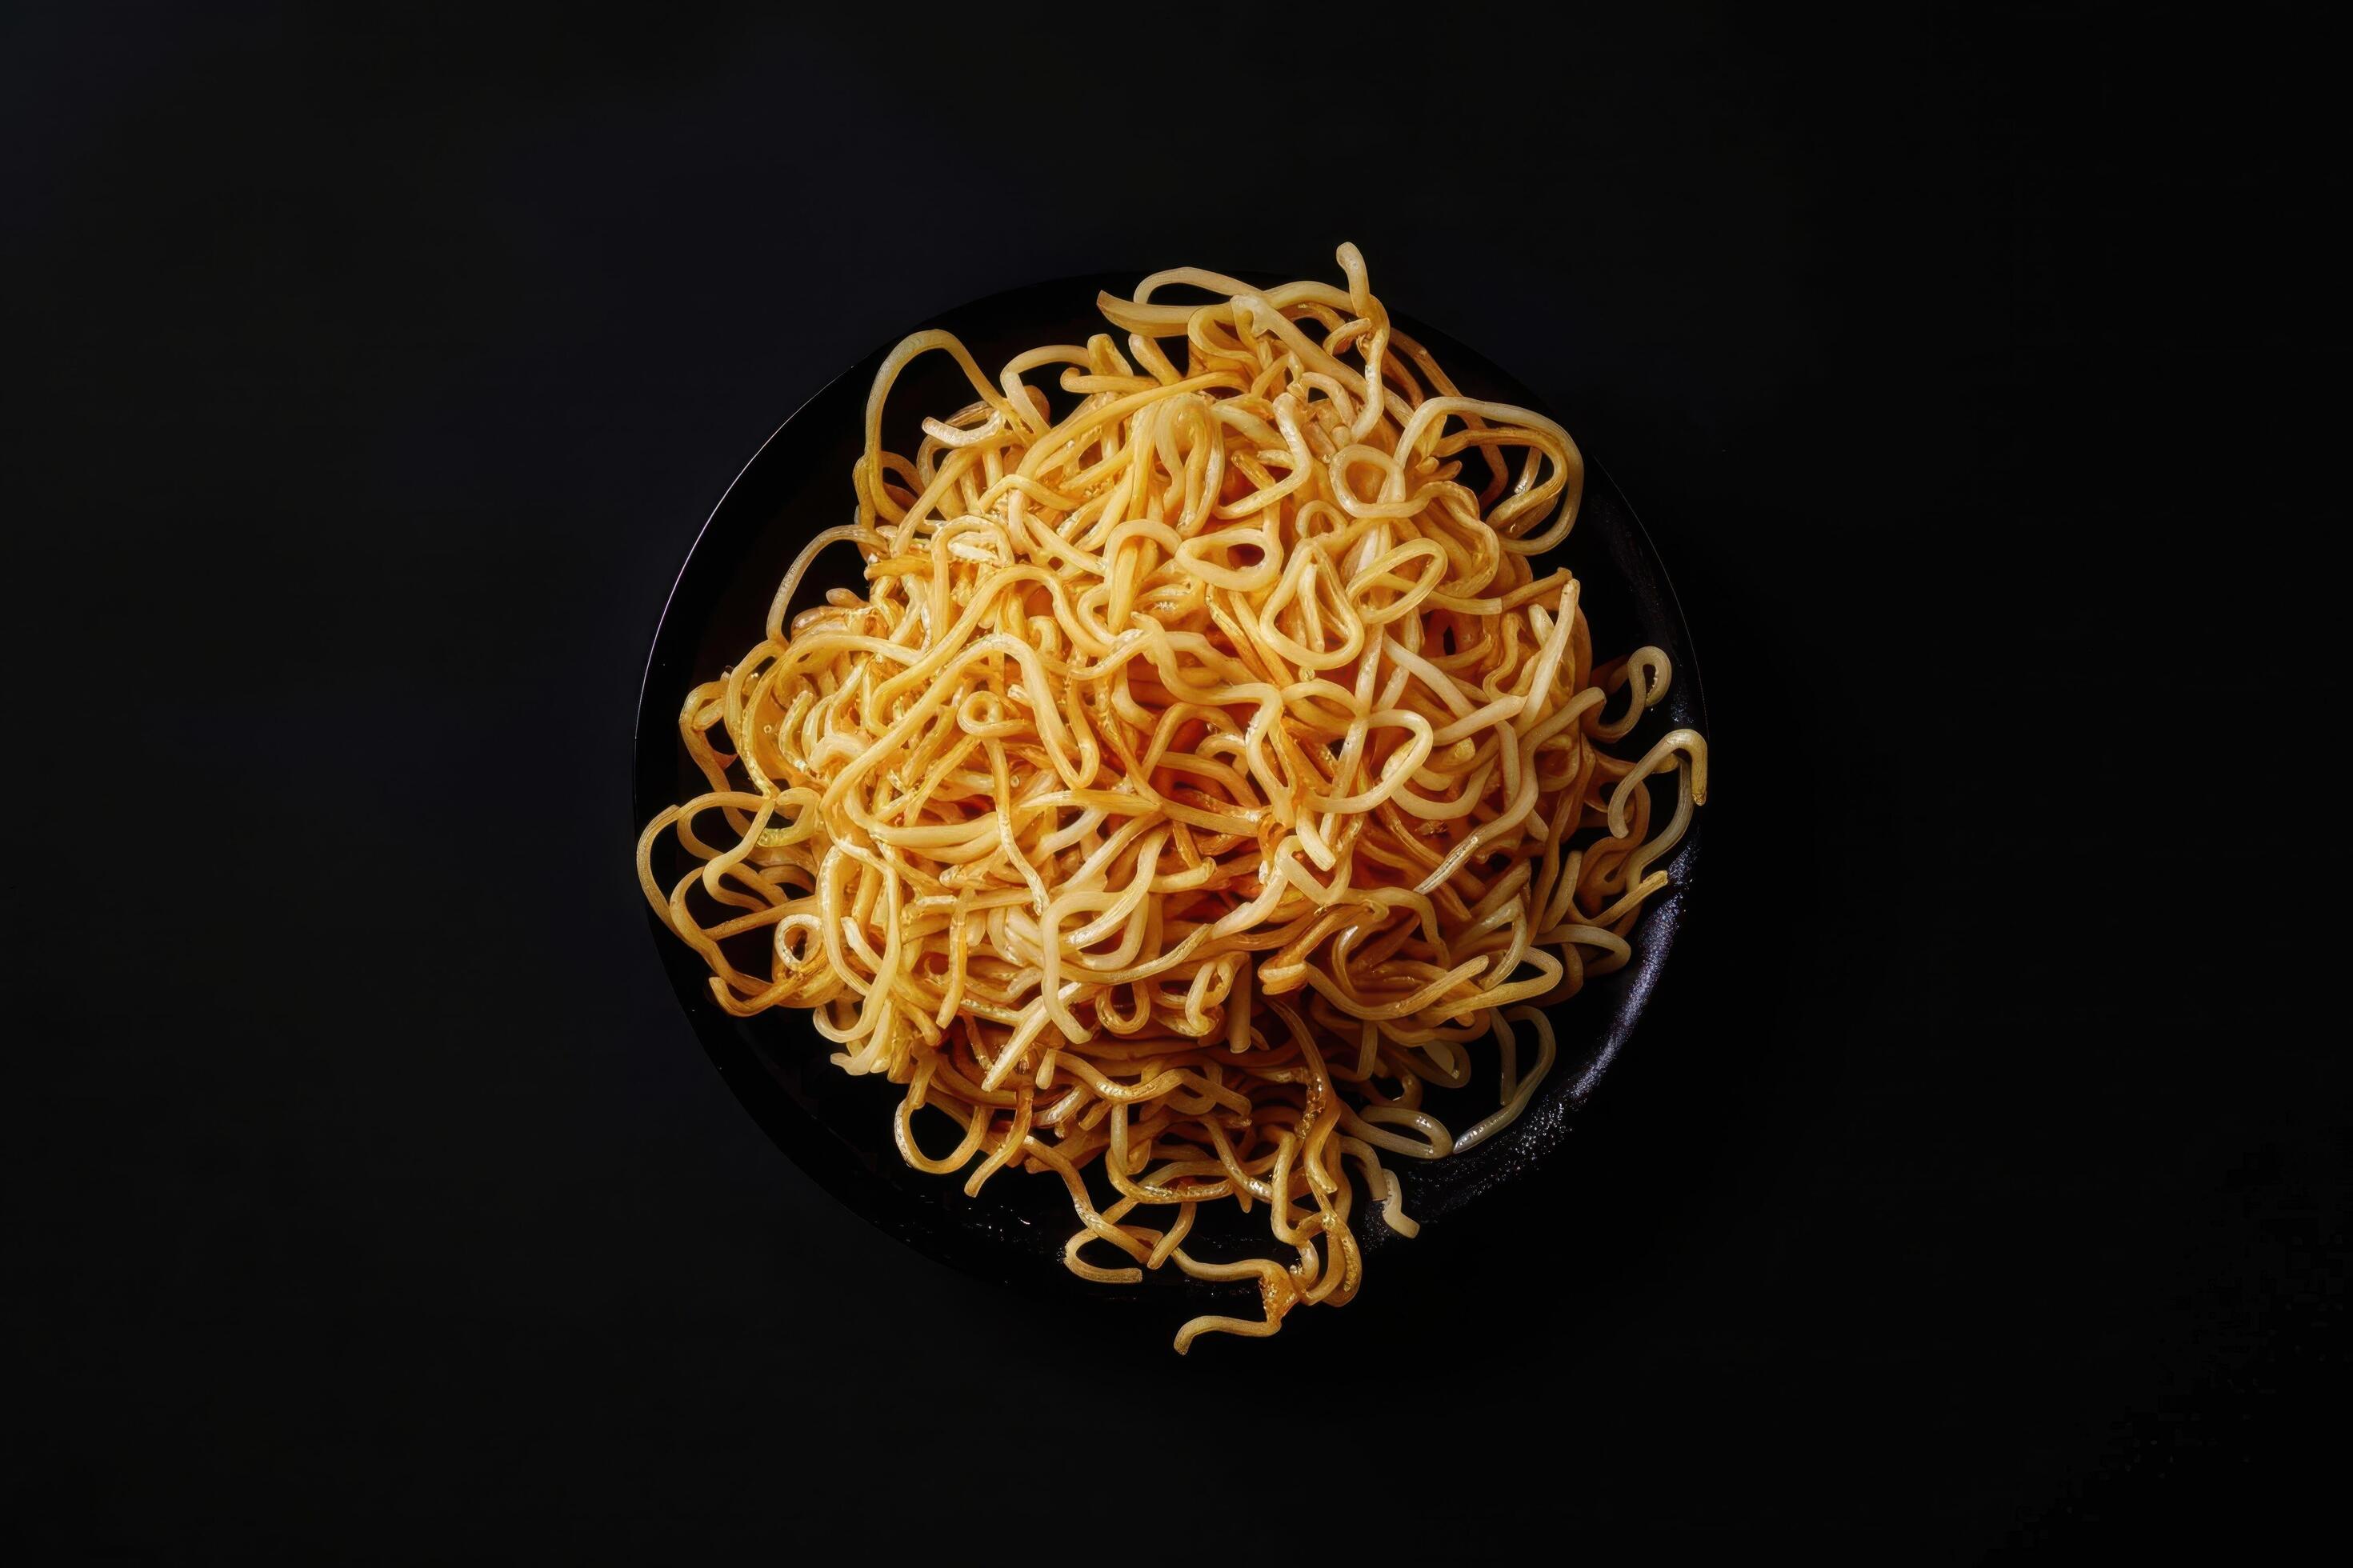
638, 245, 1707, 1349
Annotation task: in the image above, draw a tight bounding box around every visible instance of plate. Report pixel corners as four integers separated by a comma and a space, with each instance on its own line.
632, 272, 1708, 1305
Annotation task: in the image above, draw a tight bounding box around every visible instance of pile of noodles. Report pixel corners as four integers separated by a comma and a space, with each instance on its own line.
638, 245, 1707, 1350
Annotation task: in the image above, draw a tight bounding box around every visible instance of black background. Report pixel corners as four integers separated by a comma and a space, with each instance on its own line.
7, 2, 2343, 1558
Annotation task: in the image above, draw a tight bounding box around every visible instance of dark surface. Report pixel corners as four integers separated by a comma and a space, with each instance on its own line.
634, 276, 1707, 1302
6, 3, 2341, 1559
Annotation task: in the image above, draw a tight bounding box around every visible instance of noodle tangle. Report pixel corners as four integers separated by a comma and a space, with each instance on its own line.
638, 246, 1708, 1349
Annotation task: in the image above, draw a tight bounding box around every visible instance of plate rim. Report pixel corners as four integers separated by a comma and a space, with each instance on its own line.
630, 270, 1711, 1304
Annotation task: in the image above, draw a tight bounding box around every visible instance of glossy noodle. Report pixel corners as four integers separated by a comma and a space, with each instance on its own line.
637, 246, 1707, 1349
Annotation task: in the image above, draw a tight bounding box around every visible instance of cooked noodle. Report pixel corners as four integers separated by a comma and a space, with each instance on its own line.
637, 245, 1707, 1349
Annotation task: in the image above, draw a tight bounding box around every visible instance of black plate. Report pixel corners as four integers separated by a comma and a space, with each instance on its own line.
632, 273, 1708, 1308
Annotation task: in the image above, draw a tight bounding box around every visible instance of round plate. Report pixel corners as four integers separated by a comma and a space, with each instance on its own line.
633, 273, 1707, 1306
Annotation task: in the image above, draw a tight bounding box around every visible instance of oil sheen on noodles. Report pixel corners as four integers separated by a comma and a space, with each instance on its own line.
638, 246, 1707, 1350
